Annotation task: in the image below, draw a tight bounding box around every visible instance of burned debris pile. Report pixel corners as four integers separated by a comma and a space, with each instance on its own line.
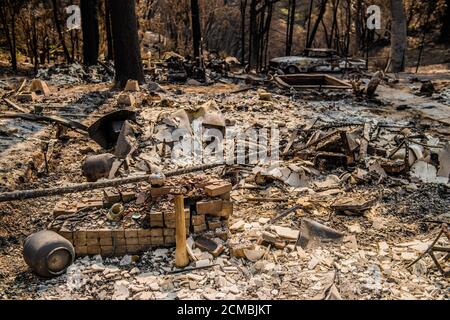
0, 51, 449, 300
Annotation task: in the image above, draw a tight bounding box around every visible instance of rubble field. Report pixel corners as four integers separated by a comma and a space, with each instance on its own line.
0, 68, 449, 300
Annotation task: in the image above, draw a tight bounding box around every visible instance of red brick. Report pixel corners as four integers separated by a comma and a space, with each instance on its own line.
75, 246, 87, 256
124, 229, 138, 238
196, 200, 223, 215
151, 237, 164, 246
150, 187, 173, 198
126, 238, 139, 245
138, 229, 152, 238
193, 224, 207, 233
100, 238, 113, 246
87, 238, 99, 246
138, 237, 152, 245
192, 215, 205, 226
163, 228, 175, 236
150, 228, 163, 237
87, 245, 101, 255
204, 182, 232, 197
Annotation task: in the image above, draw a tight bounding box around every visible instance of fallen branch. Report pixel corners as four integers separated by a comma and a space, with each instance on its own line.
0, 112, 88, 132
2, 98, 29, 113
0, 163, 224, 203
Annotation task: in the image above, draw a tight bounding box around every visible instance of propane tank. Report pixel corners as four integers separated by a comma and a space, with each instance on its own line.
23, 230, 75, 278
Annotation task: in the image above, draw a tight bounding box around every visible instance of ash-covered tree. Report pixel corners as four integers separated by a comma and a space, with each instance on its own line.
80, 0, 99, 66
108, 0, 145, 87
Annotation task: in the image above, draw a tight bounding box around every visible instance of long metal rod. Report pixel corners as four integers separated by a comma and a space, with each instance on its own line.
0, 163, 224, 203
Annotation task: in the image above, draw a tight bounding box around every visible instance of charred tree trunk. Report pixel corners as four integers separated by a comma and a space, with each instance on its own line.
257, 3, 265, 69
0, 3, 17, 71
109, 0, 145, 88
190, 0, 202, 63
307, 0, 328, 48
11, 11, 17, 71
263, 1, 273, 68
306, 0, 314, 47
328, 0, 339, 49
438, 0, 450, 44
80, 0, 99, 66
285, 0, 296, 56
389, 0, 407, 72
32, 13, 39, 72
240, 0, 248, 63
52, 0, 72, 63
354, 0, 363, 52
249, 0, 258, 68
104, 0, 114, 60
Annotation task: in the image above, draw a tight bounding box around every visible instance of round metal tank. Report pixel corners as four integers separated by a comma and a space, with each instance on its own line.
23, 230, 75, 278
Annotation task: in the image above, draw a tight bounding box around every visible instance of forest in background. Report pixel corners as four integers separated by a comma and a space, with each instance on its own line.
1, 0, 450, 75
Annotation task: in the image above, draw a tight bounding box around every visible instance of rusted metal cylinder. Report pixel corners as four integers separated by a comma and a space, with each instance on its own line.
82, 153, 117, 182
23, 230, 75, 278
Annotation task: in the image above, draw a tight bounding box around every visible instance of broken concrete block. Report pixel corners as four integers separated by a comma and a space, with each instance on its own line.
30, 79, 50, 96
194, 259, 211, 268
124, 80, 140, 92
230, 243, 254, 258
243, 248, 265, 262
271, 226, 300, 241
261, 231, 279, 244
118, 93, 136, 106
229, 220, 245, 232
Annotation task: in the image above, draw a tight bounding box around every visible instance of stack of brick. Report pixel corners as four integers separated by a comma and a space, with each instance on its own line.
193, 180, 233, 233
59, 226, 186, 257
52, 179, 233, 257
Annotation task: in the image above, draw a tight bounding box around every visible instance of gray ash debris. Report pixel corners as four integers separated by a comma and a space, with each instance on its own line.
36, 62, 114, 85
